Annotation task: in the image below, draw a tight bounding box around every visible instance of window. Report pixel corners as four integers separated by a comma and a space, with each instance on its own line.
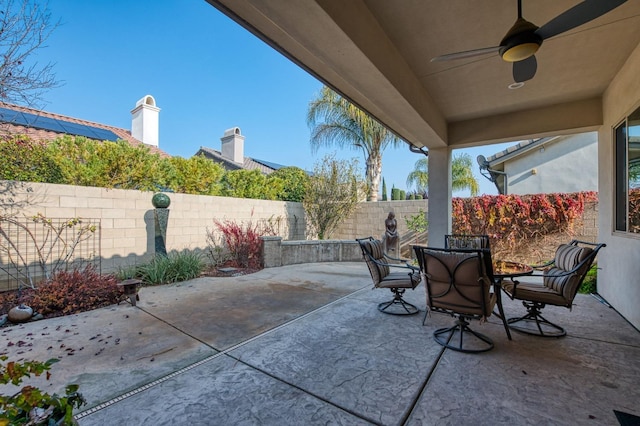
614, 105, 640, 234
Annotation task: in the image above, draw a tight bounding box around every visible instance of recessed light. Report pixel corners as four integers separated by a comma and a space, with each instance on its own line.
508, 82, 525, 90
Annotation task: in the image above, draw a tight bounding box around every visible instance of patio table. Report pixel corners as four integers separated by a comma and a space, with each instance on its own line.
492, 261, 534, 341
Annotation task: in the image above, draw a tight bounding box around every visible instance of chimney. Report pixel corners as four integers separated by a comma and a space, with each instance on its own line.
131, 95, 160, 147
220, 127, 245, 164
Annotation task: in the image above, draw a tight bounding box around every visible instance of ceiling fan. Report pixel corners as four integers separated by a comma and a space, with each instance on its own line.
431, 0, 627, 83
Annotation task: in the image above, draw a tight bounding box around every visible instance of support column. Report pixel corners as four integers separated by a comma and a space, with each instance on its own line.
427, 147, 452, 246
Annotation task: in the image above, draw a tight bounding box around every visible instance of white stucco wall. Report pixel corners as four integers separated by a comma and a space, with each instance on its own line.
599, 40, 640, 330
504, 133, 598, 195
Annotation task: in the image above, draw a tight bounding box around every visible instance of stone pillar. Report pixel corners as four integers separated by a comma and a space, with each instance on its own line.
152, 193, 171, 257
261, 236, 283, 268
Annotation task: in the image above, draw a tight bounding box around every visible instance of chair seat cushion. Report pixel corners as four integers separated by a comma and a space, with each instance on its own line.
377, 271, 421, 289
502, 280, 567, 306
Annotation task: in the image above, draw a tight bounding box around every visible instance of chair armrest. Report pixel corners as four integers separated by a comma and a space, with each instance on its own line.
383, 252, 410, 263
386, 255, 419, 272
529, 259, 555, 270
366, 254, 418, 273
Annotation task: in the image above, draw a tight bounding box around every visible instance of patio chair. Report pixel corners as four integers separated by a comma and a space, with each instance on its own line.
356, 237, 421, 315
501, 240, 606, 337
445, 234, 490, 250
414, 246, 502, 353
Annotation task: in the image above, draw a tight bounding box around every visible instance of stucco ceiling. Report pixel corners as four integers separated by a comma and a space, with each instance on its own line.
205, 0, 640, 150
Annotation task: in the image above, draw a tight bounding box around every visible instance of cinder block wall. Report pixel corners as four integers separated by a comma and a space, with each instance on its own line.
332, 200, 429, 240
1, 180, 598, 284
332, 200, 430, 257
1, 181, 306, 277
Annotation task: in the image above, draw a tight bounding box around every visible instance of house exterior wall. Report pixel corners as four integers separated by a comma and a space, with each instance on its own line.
599, 40, 640, 330
504, 133, 598, 195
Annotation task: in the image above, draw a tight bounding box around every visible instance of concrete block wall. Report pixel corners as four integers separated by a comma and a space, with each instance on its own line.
1, 181, 306, 278
331, 199, 599, 263
262, 237, 361, 268
1, 180, 599, 283
332, 200, 429, 242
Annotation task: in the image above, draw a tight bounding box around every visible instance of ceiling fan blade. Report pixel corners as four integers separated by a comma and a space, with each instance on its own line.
431, 46, 500, 62
536, 0, 627, 40
513, 55, 537, 82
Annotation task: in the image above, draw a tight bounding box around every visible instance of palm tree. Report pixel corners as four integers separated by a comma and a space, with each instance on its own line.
406, 153, 480, 196
307, 86, 401, 201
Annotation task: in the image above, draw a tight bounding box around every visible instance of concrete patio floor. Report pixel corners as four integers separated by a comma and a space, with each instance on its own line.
1, 262, 639, 425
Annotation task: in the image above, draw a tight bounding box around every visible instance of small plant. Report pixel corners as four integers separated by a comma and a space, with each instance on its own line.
0, 356, 86, 425
205, 230, 231, 268
405, 209, 428, 244
135, 251, 204, 285
579, 264, 598, 294
4, 265, 124, 318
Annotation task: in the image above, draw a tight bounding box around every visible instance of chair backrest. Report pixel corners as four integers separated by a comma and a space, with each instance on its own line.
445, 234, 490, 251
414, 246, 494, 318
543, 240, 605, 305
356, 237, 390, 285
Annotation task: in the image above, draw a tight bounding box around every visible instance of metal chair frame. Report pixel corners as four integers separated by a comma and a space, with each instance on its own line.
357, 237, 421, 315
415, 246, 508, 353
504, 240, 606, 337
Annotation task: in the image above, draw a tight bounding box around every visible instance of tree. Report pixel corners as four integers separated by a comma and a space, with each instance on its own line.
0, 135, 63, 183
0, 0, 60, 107
406, 152, 480, 196
47, 136, 164, 190
160, 154, 224, 195
303, 155, 364, 239
307, 86, 401, 201
268, 166, 309, 202
221, 169, 282, 200
381, 178, 388, 201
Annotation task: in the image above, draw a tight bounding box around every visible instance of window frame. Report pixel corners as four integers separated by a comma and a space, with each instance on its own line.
614, 104, 640, 235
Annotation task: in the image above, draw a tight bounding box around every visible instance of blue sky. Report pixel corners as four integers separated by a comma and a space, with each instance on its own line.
34, 1, 514, 197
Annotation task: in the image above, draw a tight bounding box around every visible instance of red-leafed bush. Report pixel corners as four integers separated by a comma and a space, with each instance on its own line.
0, 266, 124, 319
452, 191, 598, 260
213, 218, 276, 269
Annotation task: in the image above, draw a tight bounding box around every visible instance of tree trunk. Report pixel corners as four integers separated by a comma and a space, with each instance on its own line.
366, 153, 382, 202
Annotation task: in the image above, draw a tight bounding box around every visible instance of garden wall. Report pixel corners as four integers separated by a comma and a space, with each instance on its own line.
262, 237, 361, 268
331, 199, 599, 263
0, 180, 600, 290
0, 180, 306, 287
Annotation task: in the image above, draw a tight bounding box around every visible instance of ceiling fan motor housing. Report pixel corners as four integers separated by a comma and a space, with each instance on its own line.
499, 18, 542, 62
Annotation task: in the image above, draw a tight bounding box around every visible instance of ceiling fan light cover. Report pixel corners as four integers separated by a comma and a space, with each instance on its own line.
502, 42, 540, 62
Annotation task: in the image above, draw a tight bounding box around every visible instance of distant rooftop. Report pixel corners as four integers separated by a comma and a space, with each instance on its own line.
0, 102, 169, 157
486, 138, 546, 164
196, 146, 288, 175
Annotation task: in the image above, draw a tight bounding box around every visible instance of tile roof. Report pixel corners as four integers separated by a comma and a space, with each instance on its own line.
486, 137, 558, 165
196, 146, 287, 174
0, 102, 169, 157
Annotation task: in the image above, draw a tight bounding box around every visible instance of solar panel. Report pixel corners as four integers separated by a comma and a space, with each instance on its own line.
0, 106, 119, 142
29, 115, 66, 132
253, 158, 287, 170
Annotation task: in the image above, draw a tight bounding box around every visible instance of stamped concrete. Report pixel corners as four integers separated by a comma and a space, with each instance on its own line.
1, 262, 639, 425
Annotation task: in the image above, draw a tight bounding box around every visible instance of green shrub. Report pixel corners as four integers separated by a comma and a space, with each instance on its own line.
579, 264, 598, 294
159, 154, 224, 195
135, 251, 205, 285
221, 169, 281, 200
47, 136, 164, 190
0, 136, 64, 183
0, 357, 86, 425
268, 167, 309, 202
